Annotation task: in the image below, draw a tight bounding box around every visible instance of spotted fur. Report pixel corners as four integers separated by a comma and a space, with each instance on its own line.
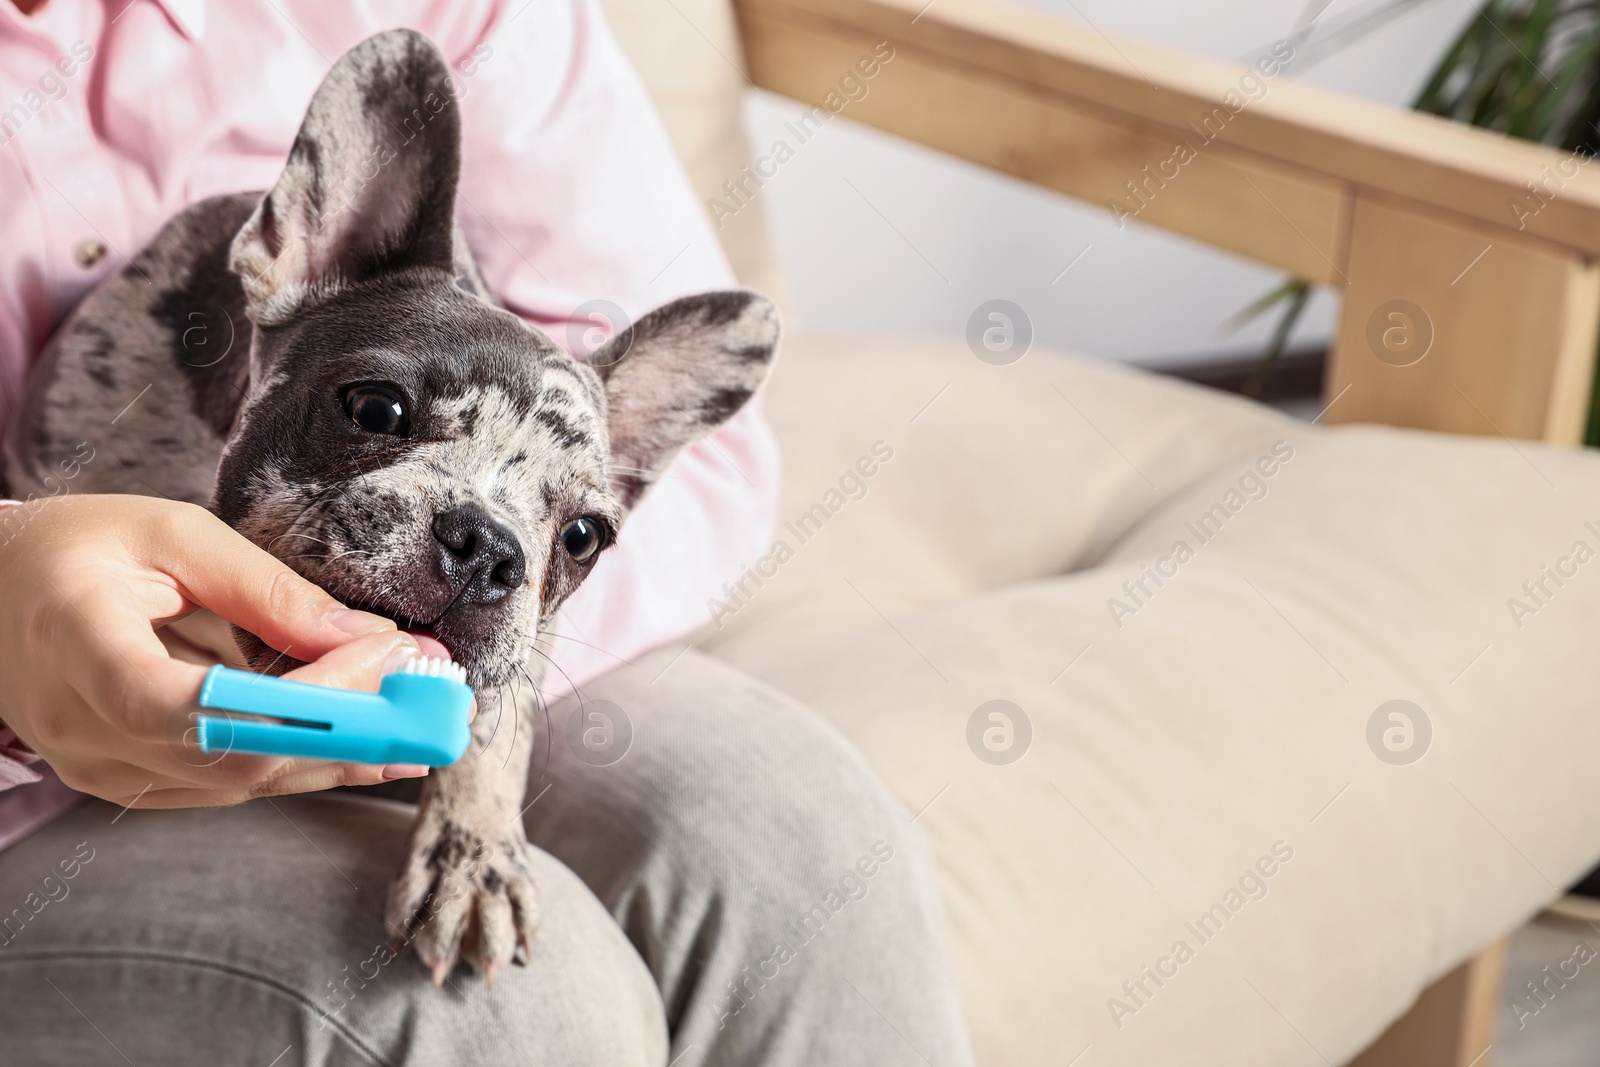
1, 29, 778, 982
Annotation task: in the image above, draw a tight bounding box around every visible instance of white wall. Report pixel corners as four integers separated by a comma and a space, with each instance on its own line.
742, 0, 1482, 368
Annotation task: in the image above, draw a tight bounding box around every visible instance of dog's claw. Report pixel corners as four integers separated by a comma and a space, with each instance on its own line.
484, 960, 498, 990
386, 813, 541, 987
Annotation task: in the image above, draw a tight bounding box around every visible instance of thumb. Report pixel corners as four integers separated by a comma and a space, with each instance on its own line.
283, 630, 421, 693
144, 501, 395, 660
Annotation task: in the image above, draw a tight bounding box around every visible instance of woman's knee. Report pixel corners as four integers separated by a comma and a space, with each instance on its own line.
534, 649, 970, 1063
0, 796, 666, 1066
535, 648, 941, 930
362, 848, 667, 1066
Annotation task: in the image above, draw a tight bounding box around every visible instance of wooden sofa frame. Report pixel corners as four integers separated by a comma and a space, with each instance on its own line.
729, 0, 1597, 1062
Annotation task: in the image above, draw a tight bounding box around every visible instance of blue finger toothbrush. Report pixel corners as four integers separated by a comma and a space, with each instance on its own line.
194, 656, 473, 766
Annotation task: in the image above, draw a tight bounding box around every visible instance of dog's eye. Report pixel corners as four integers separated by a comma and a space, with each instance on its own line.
560, 517, 603, 562
345, 384, 408, 435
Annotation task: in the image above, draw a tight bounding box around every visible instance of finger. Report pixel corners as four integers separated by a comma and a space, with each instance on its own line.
44, 577, 211, 741
287, 630, 471, 722
124, 720, 402, 795
150, 630, 421, 787
27, 595, 288, 789
248, 757, 430, 798
50, 580, 419, 788
134, 501, 395, 659
136, 758, 429, 808
42, 588, 328, 788
180, 632, 424, 792
284, 630, 421, 692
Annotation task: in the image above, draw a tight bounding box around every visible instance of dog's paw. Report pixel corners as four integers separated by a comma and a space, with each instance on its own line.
385, 812, 540, 987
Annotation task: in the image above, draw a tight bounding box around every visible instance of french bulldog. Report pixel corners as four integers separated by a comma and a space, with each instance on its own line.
1, 28, 778, 983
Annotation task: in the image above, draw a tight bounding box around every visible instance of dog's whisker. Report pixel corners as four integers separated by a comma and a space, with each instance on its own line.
280, 480, 349, 525
526, 641, 588, 787
536, 630, 636, 665
525, 642, 584, 714
272, 531, 330, 545
476, 681, 506, 762
515, 661, 554, 786
276, 549, 377, 567
262, 481, 359, 554
272, 445, 404, 525
501, 672, 522, 771
265, 517, 329, 552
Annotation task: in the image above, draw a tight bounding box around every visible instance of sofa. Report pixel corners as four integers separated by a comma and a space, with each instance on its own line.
599, 0, 1600, 1063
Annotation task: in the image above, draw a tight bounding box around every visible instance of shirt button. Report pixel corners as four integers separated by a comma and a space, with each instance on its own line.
74, 238, 107, 268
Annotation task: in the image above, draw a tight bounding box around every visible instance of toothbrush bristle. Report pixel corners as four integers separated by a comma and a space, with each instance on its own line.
394, 655, 467, 685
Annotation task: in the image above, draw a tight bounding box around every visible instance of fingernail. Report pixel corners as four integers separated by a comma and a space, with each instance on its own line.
329, 607, 395, 635
383, 763, 429, 780
382, 638, 423, 676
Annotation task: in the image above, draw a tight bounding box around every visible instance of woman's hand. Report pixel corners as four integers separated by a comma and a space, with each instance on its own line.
0, 494, 432, 808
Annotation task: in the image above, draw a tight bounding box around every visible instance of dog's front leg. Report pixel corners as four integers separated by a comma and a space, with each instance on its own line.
384, 678, 540, 985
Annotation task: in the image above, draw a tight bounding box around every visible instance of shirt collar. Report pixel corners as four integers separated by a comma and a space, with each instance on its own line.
148, 0, 205, 41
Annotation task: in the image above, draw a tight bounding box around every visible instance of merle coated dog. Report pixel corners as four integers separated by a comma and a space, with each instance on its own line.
2, 29, 777, 982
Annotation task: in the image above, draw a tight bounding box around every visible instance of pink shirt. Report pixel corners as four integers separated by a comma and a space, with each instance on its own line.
0, 0, 780, 842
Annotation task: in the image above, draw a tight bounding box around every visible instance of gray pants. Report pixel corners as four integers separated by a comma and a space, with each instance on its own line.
0, 649, 973, 1066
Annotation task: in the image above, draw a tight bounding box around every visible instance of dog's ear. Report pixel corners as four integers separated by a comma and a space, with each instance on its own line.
584, 291, 779, 510
230, 29, 460, 325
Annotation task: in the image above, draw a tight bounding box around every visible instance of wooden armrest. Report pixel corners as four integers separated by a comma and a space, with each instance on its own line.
734, 0, 1600, 443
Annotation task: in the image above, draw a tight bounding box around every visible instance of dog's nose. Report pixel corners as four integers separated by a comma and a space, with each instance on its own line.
432, 505, 525, 602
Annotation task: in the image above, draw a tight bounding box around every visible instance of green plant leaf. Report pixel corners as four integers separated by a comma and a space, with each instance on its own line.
1243, 0, 1600, 426
1220, 279, 1310, 338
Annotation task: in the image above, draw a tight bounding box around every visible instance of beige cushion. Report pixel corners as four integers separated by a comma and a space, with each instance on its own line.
700, 331, 1290, 659
701, 332, 1600, 1066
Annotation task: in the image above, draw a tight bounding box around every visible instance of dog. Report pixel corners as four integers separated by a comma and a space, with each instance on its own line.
1, 29, 778, 983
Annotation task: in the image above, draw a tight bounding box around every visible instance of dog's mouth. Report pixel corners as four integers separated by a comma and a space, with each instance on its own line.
343, 597, 434, 635
271, 547, 528, 689
342, 597, 455, 658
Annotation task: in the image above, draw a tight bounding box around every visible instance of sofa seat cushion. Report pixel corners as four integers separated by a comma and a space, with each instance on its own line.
702, 331, 1292, 659
703, 331, 1600, 1065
